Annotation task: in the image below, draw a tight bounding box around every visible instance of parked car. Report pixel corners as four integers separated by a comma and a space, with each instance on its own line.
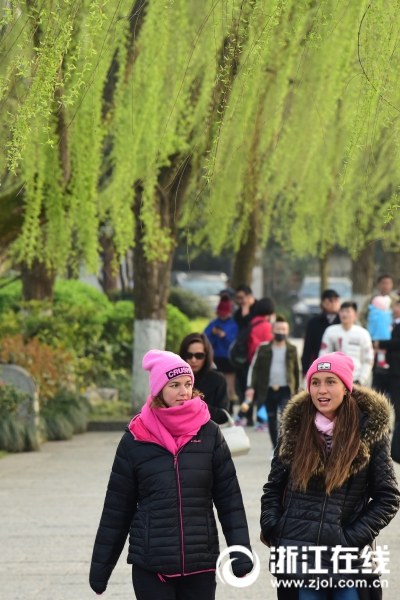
171, 271, 228, 310
291, 276, 353, 337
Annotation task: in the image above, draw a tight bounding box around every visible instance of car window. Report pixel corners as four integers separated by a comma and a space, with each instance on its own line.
179, 280, 226, 296
300, 282, 351, 298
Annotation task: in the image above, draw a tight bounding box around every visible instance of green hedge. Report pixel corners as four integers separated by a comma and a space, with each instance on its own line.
0, 281, 192, 386
168, 287, 213, 320
0, 383, 38, 452
40, 390, 91, 441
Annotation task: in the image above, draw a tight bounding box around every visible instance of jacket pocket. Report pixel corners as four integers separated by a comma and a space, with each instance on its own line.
268, 513, 285, 546
144, 512, 150, 554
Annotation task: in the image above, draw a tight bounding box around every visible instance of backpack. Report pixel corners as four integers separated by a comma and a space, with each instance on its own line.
228, 322, 258, 368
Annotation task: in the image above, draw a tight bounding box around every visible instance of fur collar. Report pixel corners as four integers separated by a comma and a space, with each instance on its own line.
279, 385, 390, 478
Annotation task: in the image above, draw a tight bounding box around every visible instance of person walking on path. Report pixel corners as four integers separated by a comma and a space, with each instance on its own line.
375, 300, 400, 424
359, 274, 399, 327
204, 297, 238, 413
301, 289, 340, 375
89, 350, 252, 599
179, 333, 229, 424
247, 297, 275, 364
367, 296, 392, 372
320, 301, 374, 385
260, 351, 400, 599
245, 316, 299, 449
234, 297, 276, 427
233, 284, 259, 403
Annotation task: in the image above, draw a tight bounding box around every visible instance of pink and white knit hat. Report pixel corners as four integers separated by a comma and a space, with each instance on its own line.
306, 352, 354, 392
142, 350, 194, 396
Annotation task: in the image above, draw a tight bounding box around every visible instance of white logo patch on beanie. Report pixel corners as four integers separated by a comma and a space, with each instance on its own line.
318, 362, 331, 371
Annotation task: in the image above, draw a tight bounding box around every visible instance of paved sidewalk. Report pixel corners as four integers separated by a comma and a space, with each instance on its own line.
1, 428, 400, 599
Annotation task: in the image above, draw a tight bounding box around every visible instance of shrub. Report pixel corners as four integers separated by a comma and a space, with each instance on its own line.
0, 383, 38, 452
41, 390, 90, 440
89, 400, 132, 421
0, 335, 75, 401
0, 278, 111, 316
0, 279, 22, 314
168, 287, 213, 320
0, 280, 193, 388
53, 279, 110, 310
166, 304, 192, 353
93, 369, 133, 404
101, 301, 135, 370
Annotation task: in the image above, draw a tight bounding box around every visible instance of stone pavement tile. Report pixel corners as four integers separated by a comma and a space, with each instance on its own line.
1, 428, 400, 599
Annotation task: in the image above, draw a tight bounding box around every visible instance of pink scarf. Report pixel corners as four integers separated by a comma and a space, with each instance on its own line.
315, 411, 336, 451
129, 395, 210, 456
315, 411, 336, 435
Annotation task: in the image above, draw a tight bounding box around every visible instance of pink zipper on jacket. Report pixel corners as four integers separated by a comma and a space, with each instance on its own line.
174, 447, 185, 575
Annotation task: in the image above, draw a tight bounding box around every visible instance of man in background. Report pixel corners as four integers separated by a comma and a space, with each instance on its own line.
320, 301, 374, 385
234, 284, 258, 330
233, 284, 258, 404
359, 274, 399, 392
359, 274, 398, 326
246, 316, 299, 450
375, 300, 400, 423
301, 289, 340, 374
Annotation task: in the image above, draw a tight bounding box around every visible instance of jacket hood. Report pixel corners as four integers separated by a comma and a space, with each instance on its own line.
279, 385, 391, 478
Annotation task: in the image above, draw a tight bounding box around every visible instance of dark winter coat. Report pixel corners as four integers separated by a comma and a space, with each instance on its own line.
301, 313, 340, 374
249, 340, 299, 399
194, 368, 229, 424
260, 386, 400, 592
233, 301, 259, 331
379, 322, 400, 378
89, 420, 252, 594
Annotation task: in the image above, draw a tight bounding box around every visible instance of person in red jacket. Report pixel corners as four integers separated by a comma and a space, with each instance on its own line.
247, 297, 275, 363
237, 298, 275, 427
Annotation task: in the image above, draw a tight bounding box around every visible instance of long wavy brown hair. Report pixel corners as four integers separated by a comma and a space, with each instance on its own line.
150, 388, 204, 408
290, 391, 360, 494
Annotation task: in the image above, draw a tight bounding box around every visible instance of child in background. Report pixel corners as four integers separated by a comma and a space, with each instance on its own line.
367, 295, 392, 368
204, 296, 238, 413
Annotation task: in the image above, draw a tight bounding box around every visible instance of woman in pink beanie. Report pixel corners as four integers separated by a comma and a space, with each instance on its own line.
260, 351, 400, 599
90, 349, 253, 599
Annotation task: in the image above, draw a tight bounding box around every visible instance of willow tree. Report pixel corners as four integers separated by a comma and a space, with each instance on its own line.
0, 0, 131, 298
270, 1, 400, 293
184, 1, 400, 294
182, 1, 362, 287
0, 0, 269, 406
3, 0, 400, 408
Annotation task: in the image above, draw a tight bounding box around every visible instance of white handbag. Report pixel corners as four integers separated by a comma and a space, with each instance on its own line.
219, 410, 250, 457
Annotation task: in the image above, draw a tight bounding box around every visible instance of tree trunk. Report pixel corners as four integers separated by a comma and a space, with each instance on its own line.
232, 209, 260, 289
352, 242, 375, 294
132, 158, 192, 410
384, 251, 400, 289
319, 249, 331, 294
21, 259, 56, 301
99, 234, 118, 294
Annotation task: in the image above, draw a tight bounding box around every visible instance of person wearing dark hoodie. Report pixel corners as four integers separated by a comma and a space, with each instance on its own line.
237, 297, 275, 427
89, 350, 252, 599
179, 332, 230, 424
260, 352, 400, 599
204, 296, 238, 414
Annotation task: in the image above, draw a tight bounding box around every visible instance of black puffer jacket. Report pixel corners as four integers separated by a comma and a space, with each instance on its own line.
261, 386, 400, 583
194, 368, 229, 424
90, 420, 252, 594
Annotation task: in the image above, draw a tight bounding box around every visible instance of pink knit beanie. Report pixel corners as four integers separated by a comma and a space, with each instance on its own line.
306, 352, 354, 392
142, 350, 194, 396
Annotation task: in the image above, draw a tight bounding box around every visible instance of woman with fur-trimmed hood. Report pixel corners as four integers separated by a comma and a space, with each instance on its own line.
260, 352, 400, 600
